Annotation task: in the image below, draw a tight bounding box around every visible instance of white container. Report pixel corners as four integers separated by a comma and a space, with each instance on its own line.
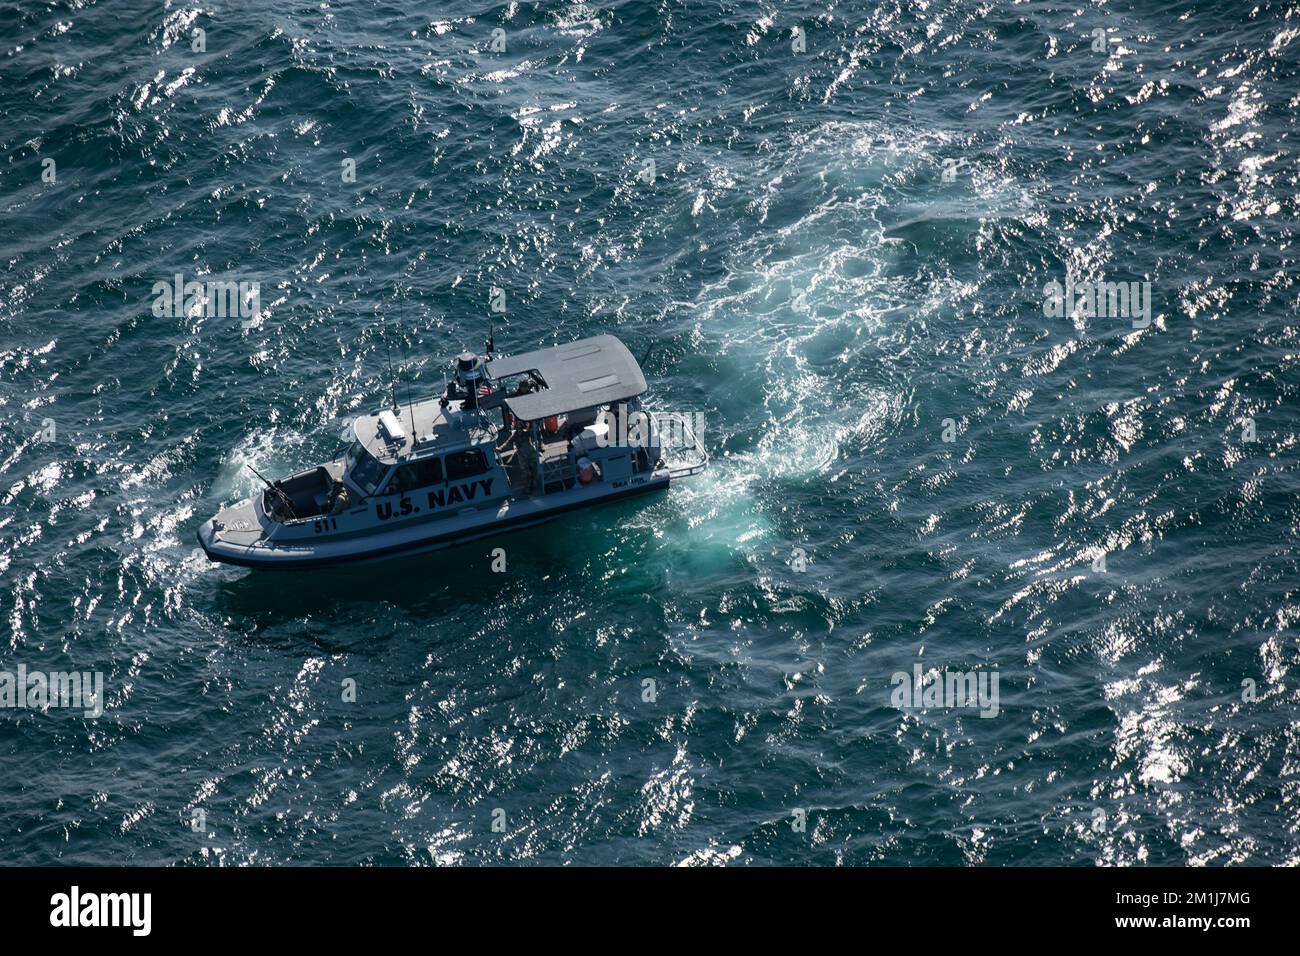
572, 422, 610, 454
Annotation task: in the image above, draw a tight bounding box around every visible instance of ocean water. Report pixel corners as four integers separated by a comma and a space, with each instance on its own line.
2, 0, 1299, 866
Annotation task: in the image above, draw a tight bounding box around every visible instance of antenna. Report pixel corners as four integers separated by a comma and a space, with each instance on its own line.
485, 320, 495, 358
397, 319, 417, 445
384, 327, 399, 413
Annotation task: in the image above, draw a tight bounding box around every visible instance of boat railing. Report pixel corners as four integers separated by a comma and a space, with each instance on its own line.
541, 453, 574, 492
661, 414, 708, 479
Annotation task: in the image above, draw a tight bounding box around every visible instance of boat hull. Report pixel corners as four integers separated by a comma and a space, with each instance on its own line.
196, 472, 670, 570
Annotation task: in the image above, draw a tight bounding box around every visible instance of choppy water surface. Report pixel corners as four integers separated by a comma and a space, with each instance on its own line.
2, 0, 1299, 865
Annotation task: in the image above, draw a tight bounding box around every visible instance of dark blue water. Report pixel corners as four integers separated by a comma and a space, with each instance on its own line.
2, 0, 1299, 865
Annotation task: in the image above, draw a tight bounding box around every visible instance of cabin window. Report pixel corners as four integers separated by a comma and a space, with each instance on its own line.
388, 457, 444, 493
346, 441, 388, 496
444, 449, 489, 481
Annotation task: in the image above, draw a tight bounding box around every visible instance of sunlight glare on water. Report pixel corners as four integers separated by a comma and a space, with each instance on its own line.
1, 0, 1298, 866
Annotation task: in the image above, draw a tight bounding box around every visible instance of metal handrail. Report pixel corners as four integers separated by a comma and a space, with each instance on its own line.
663, 417, 708, 479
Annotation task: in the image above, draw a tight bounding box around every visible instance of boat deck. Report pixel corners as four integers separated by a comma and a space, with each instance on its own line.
494, 429, 576, 497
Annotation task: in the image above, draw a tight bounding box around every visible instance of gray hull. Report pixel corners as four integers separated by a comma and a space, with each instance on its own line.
197, 472, 670, 570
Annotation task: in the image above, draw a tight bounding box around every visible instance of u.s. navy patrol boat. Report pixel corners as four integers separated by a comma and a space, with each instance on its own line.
196, 334, 706, 569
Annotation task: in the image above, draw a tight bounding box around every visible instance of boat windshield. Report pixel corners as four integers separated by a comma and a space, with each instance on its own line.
345, 441, 388, 496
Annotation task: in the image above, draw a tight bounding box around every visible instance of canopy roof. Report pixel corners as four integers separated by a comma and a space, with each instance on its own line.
487, 334, 647, 421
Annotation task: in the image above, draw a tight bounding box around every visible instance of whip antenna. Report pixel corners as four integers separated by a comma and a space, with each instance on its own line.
397, 319, 417, 442
384, 326, 399, 413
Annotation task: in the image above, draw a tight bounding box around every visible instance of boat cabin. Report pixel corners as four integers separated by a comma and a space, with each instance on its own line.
260, 335, 662, 526
480, 334, 660, 496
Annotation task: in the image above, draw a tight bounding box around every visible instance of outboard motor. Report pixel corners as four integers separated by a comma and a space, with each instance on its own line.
455, 351, 488, 410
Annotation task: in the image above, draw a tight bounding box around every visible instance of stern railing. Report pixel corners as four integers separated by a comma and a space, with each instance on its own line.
659, 414, 708, 479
